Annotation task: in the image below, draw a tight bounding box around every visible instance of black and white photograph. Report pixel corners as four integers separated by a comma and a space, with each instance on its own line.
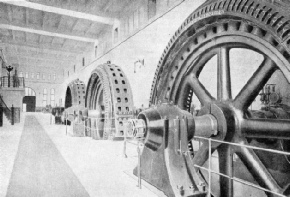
0, 0, 290, 196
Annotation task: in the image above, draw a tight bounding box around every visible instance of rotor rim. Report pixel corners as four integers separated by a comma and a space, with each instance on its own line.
163, 21, 290, 196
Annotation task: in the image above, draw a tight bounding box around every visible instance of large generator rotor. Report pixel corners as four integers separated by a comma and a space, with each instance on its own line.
63, 79, 86, 136
64, 79, 86, 123
138, 0, 290, 196
65, 79, 86, 109
86, 62, 134, 140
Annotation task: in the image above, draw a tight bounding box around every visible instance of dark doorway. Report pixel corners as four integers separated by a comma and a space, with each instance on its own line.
64, 87, 72, 125
23, 96, 36, 112
65, 87, 72, 108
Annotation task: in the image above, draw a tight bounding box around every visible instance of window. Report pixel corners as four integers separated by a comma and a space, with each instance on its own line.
42, 73, 45, 80
25, 72, 28, 78
19, 72, 23, 77
138, 6, 145, 26
148, 0, 157, 19
48, 74, 51, 80
95, 46, 98, 58
133, 10, 139, 29
31, 73, 34, 79
50, 89, 55, 107
82, 57, 85, 67
114, 28, 119, 43
43, 88, 47, 107
124, 17, 129, 36
37, 72, 40, 79
129, 14, 134, 33
53, 73, 56, 80
167, 0, 174, 7
25, 87, 36, 96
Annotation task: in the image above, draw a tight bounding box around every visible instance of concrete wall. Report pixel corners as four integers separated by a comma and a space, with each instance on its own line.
0, 88, 25, 109
61, 0, 206, 108
19, 64, 64, 108
25, 82, 62, 108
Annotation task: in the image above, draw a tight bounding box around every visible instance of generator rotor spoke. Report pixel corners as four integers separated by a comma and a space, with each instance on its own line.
234, 58, 276, 111
192, 141, 217, 168
184, 73, 215, 106
235, 140, 283, 195
217, 47, 232, 101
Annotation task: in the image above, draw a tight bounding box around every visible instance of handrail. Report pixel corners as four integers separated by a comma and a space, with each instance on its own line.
120, 119, 289, 197
194, 136, 289, 197
0, 94, 12, 122
0, 76, 25, 88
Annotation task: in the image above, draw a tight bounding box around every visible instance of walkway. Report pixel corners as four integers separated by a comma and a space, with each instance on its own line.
1, 113, 161, 197
6, 115, 89, 197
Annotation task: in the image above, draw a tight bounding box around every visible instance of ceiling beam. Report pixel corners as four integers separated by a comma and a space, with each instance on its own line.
51, 15, 62, 45
6, 54, 74, 64
6, 5, 16, 42
13, 45, 20, 65
0, 38, 81, 55
103, 0, 114, 13
0, 0, 116, 25
0, 24, 98, 43
25, 8, 29, 43
8, 55, 72, 66
5, 49, 76, 62
6, 4, 12, 22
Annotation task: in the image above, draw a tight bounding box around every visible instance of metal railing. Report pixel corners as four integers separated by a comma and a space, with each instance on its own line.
61, 114, 144, 188
0, 95, 14, 125
59, 113, 290, 196
193, 136, 290, 197
62, 112, 117, 136
118, 118, 290, 197
0, 76, 25, 88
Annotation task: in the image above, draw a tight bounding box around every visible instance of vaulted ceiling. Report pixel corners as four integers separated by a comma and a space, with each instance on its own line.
0, 0, 131, 68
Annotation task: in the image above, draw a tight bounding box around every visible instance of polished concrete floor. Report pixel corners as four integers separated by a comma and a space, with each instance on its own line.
0, 113, 164, 197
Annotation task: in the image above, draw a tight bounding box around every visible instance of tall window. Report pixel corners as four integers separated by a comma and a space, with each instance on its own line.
138, 6, 145, 26
43, 88, 47, 107
124, 17, 129, 36
133, 10, 139, 29
53, 73, 56, 80
48, 74, 51, 80
95, 46, 98, 58
31, 73, 34, 79
167, 0, 174, 7
129, 14, 134, 33
148, 0, 157, 19
42, 73, 45, 80
37, 72, 40, 79
114, 28, 119, 44
25, 72, 28, 78
25, 87, 36, 96
50, 88, 55, 107
82, 57, 85, 67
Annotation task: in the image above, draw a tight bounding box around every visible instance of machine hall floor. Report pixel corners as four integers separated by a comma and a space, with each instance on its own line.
0, 113, 273, 197
0, 113, 166, 197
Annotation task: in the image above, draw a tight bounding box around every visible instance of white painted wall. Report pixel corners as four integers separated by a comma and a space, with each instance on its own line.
61, 0, 206, 108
